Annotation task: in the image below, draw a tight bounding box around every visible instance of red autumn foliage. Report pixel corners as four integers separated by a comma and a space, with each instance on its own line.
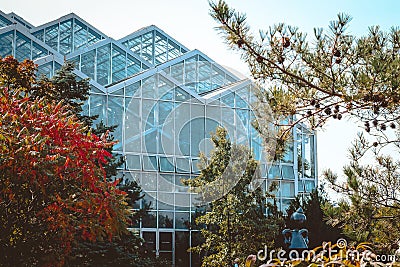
0, 57, 129, 266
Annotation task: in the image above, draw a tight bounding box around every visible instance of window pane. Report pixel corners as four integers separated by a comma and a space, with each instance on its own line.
107, 96, 123, 150
0, 32, 14, 58
281, 182, 295, 198
143, 155, 158, 171
112, 44, 126, 83
96, 44, 111, 85
160, 156, 175, 172
158, 211, 174, 228
268, 164, 281, 179
175, 212, 190, 229
281, 165, 295, 180
126, 154, 141, 170
125, 98, 141, 152
158, 174, 174, 192
32, 42, 48, 60
15, 32, 31, 61
59, 19, 72, 54
45, 24, 58, 51
142, 173, 157, 191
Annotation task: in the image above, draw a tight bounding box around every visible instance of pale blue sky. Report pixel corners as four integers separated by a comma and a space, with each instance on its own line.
2, 0, 399, 181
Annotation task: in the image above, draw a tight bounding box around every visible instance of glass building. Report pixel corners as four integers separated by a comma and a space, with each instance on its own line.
0, 11, 317, 266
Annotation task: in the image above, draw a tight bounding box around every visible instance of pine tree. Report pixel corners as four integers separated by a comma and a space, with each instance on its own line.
209, 0, 400, 155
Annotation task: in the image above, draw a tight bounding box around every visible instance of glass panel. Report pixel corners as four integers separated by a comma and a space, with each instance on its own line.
283, 140, 294, 163
176, 158, 190, 173
141, 31, 154, 63
96, 44, 111, 85
175, 212, 190, 229
268, 164, 281, 179
175, 87, 190, 102
191, 158, 200, 174
175, 175, 189, 193
107, 96, 123, 150
126, 54, 141, 77
142, 75, 157, 99
158, 193, 174, 210
281, 165, 295, 179
175, 194, 190, 211
158, 76, 174, 100
73, 19, 87, 50
45, 24, 59, 51
32, 29, 44, 41
305, 180, 315, 192
15, 32, 31, 61
168, 40, 181, 60
126, 154, 141, 170
154, 32, 168, 64
298, 180, 305, 192
81, 50, 95, 79
282, 199, 293, 215
235, 91, 248, 109
110, 87, 124, 96
143, 100, 157, 153
175, 103, 191, 156
112, 44, 126, 83
143, 155, 158, 171
32, 42, 48, 60
190, 117, 205, 157
281, 182, 295, 198
160, 156, 175, 172
88, 28, 102, 45
125, 98, 141, 152
304, 134, 315, 178
170, 62, 184, 85
0, 14, 12, 27
220, 92, 235, 108
142, 212, 157, 228
158, 174, 174, 192
142, 173, 157, 191
125, 81, 140, 97
159, 211, 174, 228
59, 19, 73, 54
68, 55, 81, 70
0, 31, 14, 58
89, 94, 106, 126
122, 36, 141, 54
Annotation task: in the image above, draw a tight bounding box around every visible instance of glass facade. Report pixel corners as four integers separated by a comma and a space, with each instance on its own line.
0, 12, 317, 267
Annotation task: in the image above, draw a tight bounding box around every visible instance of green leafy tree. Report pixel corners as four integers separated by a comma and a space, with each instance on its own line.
185, 127, 284, 267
